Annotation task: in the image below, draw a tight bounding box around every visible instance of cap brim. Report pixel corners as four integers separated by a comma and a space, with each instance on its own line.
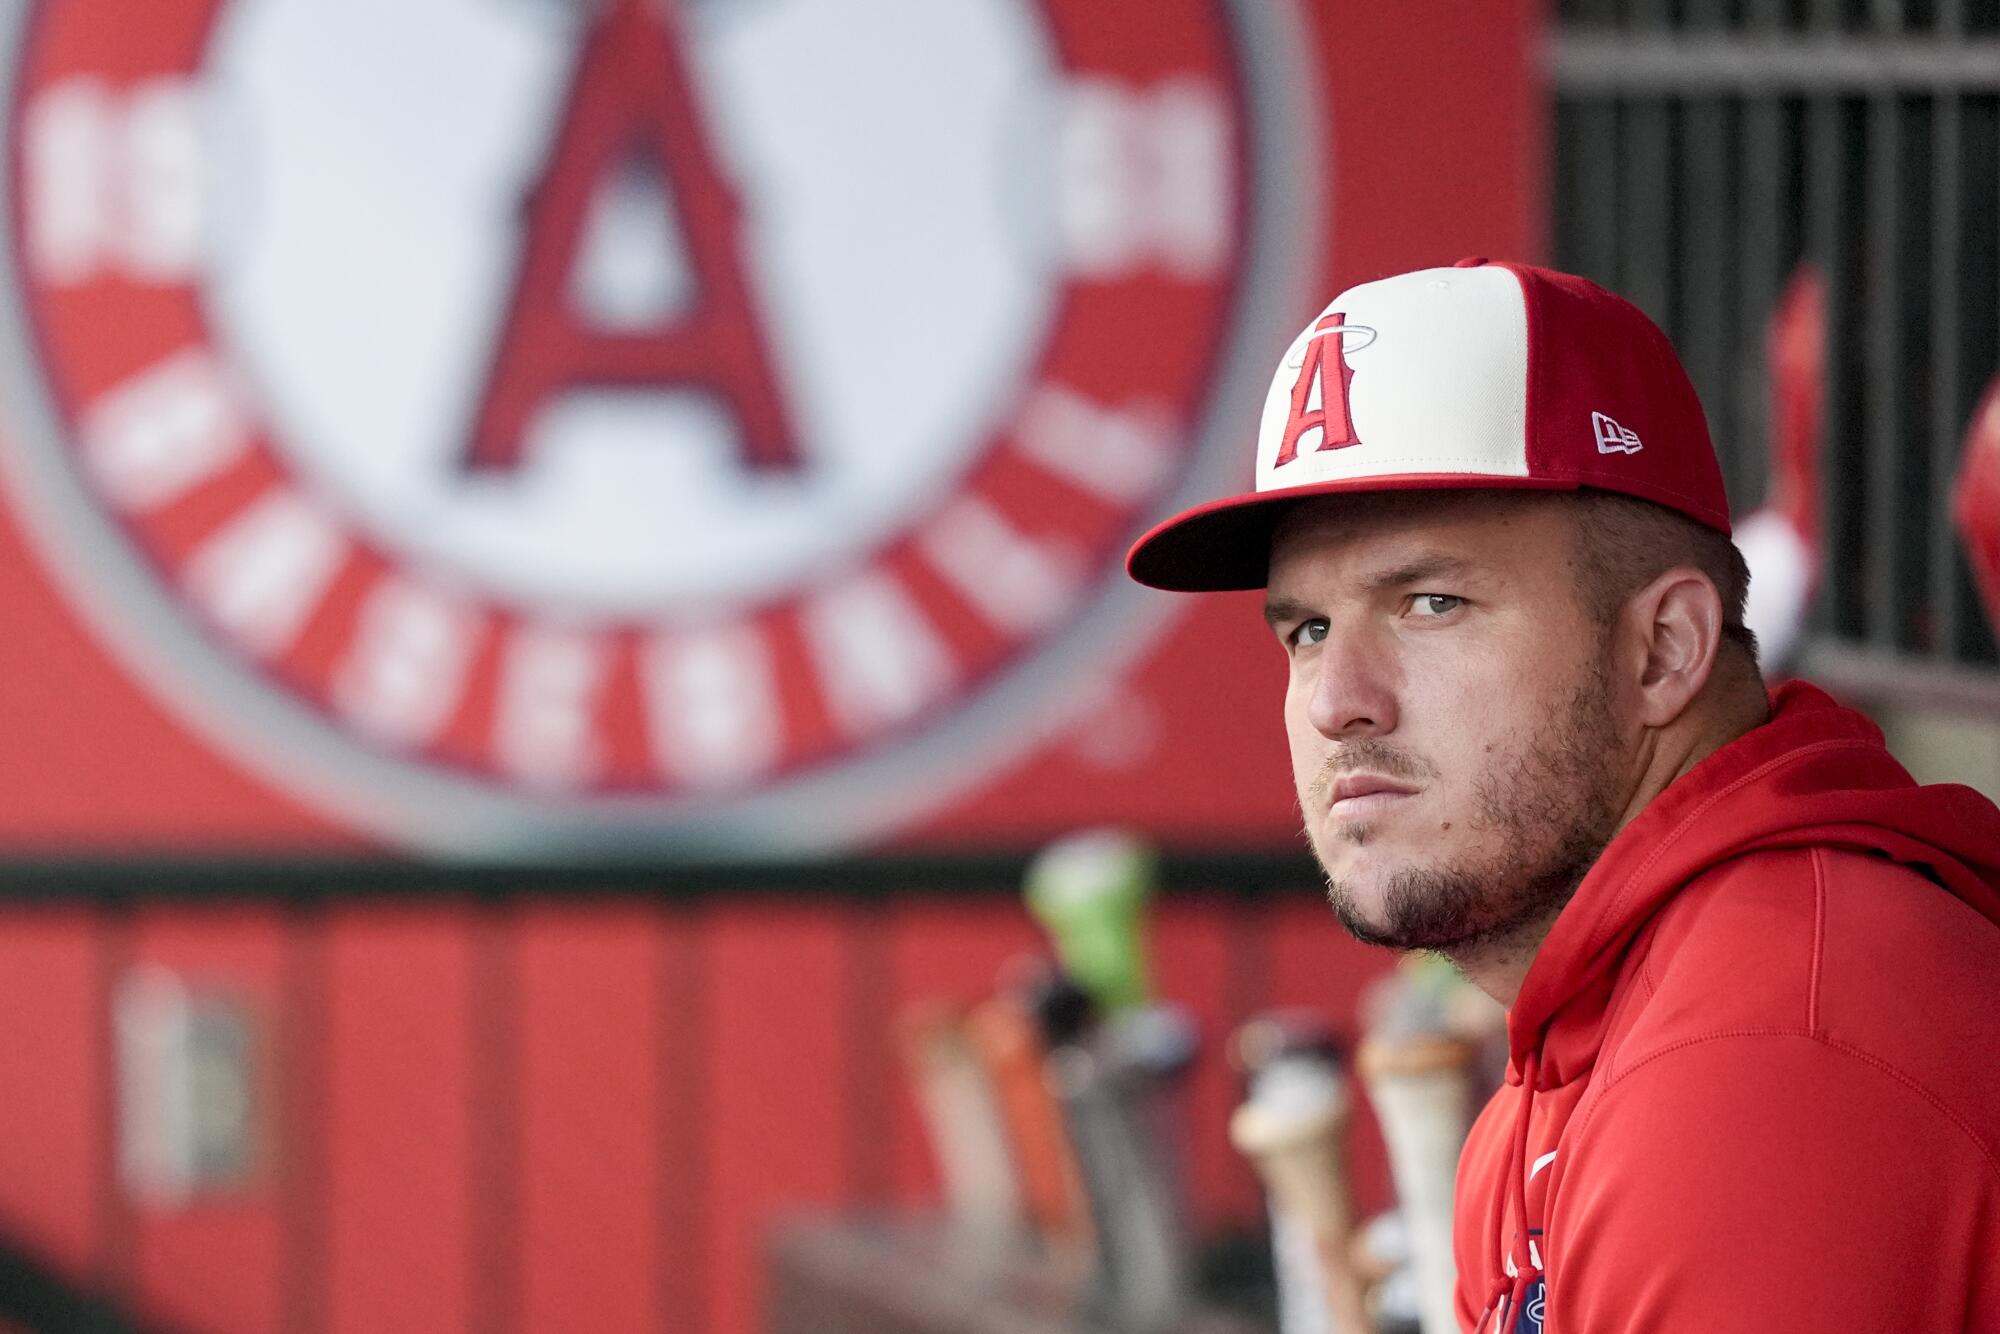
1125, 473, 1582, 591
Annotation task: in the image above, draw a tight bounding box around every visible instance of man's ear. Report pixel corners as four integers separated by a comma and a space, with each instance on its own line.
1624, 567, 1724, 728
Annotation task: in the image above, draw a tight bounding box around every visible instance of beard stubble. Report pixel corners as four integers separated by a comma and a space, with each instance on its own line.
1314, 658, 1624, 955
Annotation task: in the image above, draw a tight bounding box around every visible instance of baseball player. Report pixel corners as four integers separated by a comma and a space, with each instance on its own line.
1127, 259, 2000, 1332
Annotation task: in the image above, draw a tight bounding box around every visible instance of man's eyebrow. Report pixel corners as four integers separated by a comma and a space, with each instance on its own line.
1264, 555, 1481, 627
1362, 554, 1476, 593
1262, 594, 1316, 629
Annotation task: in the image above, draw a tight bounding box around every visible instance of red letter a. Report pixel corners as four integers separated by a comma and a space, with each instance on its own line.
462, 0, 800, 473
1272, 312, 1362, 467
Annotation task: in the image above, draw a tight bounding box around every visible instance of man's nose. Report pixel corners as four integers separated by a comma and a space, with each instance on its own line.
1305, 627, 1398, 739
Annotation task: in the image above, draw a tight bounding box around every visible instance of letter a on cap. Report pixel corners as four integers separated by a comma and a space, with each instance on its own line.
1274, 311, 1365, 467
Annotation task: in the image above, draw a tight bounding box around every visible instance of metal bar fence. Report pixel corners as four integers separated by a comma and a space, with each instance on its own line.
1548, 9, 2000, 707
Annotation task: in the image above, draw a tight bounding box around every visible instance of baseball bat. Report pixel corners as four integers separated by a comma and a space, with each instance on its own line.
963, 979, 1094, 1269
1227, 1016, 1372, 1334
1048, 1000, 1198, 1331
894, 1000, 1025, 1253
1348, 1207, 1407, 1287
1356, 1032, 1476, 1334
1350, 1210, 1426, 1334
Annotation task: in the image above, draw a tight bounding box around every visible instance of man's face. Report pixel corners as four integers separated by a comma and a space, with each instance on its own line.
1265, 492, 1629, 954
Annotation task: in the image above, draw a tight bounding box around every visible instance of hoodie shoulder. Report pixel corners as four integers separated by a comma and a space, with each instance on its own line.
1551, 1025, 2000, 1334
1513, 683, 2000, 1091
1607, 844, 2000, 1145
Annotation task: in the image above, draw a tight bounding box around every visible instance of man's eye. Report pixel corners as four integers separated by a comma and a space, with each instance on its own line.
1289, 618, 1329, 647
1411, 594, 1464, 617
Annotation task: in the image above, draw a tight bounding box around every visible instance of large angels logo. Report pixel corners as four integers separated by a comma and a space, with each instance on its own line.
0, 0, 1319, 855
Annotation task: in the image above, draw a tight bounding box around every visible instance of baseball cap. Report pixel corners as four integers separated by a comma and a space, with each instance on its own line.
1125, 259, 1730, 591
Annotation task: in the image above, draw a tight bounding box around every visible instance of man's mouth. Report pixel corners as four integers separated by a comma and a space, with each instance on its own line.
1326, 773, 1420, 818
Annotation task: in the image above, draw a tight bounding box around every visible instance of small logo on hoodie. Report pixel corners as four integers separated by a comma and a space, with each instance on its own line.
1514, 1278, 1546, 1332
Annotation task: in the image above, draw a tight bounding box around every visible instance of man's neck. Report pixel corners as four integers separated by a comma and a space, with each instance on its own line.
1447, 905, 1569, 1009
1614, 672, 1772, 833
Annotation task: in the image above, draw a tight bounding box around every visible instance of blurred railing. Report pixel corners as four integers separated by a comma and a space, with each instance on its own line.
1549, 0, 2000, 707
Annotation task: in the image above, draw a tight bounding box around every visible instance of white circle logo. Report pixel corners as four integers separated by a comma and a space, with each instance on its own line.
0, 0, 1321, 855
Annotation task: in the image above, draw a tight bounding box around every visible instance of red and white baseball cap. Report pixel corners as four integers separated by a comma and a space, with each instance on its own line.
1126, 258, 1730, 591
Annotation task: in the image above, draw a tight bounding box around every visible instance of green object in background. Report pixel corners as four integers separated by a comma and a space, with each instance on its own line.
1024, 828, 1158, 1014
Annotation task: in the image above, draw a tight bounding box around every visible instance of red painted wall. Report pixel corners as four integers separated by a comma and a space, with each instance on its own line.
0, 888, 1405, 1334
0, 0, 1539, 859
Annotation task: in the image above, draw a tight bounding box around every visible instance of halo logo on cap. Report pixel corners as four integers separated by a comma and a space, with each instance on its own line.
1273, 311, 1372, 467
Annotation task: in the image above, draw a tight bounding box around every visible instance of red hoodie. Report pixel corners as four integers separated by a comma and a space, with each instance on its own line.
1454, 681, 2000, 1333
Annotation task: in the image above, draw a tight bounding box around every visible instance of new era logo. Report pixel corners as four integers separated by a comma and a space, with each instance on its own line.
1592, 411, 1642, 455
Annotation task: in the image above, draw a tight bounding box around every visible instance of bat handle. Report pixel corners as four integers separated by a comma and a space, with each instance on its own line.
1313, 1229, 1377, 1334
1360, 1038, 1474, 1334
1232, 1101, 1373, 1334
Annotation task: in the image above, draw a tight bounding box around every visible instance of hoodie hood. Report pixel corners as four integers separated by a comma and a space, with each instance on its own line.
1506, 680, 2000, 1088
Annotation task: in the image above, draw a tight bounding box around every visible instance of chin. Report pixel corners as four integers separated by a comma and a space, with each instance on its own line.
1313, 840, 1483, 951
1320, 870, 1405, 947
1314, 819, 1431, 870
1310, 843, 1389, 908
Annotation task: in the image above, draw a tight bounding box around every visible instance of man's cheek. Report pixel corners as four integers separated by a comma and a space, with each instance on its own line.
1281, 701, 1315, 782
1288, 755, 1318, 814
